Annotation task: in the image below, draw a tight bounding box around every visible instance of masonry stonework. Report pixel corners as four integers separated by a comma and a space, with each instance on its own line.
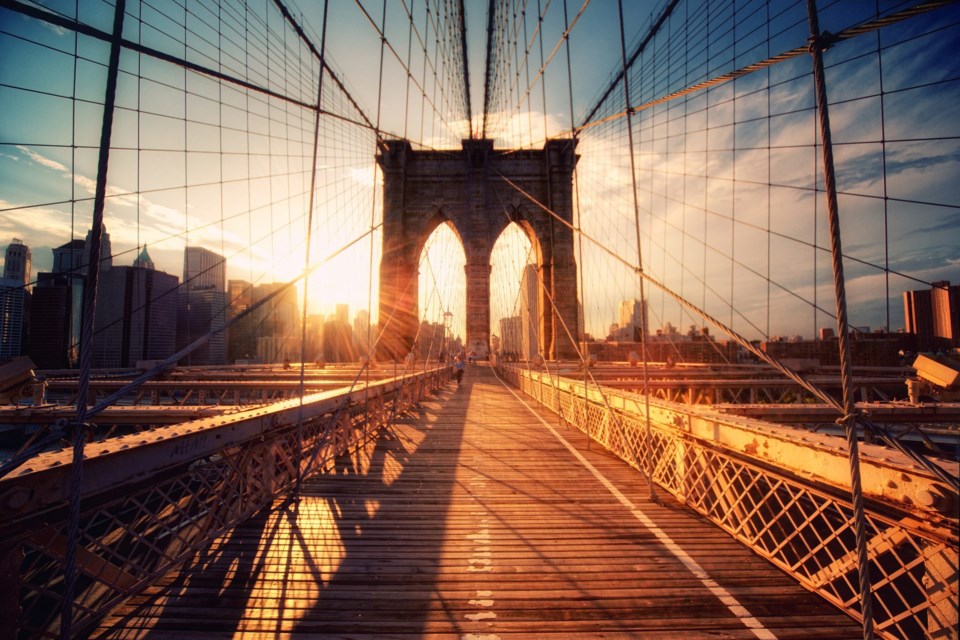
377, 138, 579, 361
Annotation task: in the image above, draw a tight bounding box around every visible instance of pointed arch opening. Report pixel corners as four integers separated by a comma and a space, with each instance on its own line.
417, 221, 466, 360
490, 221, 539, 360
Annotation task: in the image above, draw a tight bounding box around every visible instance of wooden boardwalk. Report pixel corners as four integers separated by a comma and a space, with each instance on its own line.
94, 364, 862, 639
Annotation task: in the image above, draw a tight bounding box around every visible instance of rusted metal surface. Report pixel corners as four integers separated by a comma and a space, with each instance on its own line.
0, 367, 448, 639
91, 365, 862, 639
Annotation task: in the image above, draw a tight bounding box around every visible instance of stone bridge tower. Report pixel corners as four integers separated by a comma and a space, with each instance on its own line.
377, 138, 579, 362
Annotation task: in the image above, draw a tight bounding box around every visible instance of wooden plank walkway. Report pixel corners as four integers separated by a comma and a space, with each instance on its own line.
93, 364, 862, 639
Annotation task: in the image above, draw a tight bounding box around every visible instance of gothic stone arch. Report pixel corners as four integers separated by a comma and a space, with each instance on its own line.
377, 138, 579, 361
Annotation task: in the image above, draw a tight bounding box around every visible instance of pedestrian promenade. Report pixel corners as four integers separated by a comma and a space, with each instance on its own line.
94, 364, 861, 639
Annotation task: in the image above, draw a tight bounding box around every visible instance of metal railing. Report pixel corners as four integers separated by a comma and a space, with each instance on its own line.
499, 363, 959, 640
0, 367, 448, 638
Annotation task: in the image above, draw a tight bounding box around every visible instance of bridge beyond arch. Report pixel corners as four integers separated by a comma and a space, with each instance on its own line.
377, 138, 579, 361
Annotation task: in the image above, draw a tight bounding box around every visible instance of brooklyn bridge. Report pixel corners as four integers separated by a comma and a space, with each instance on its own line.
0, 1, 957, 638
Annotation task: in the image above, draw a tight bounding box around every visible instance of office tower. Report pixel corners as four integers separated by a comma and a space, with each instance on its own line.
183, 246, 226, 292
91, 254, 178, 368
52, 239, 85, 275
324, 315, 355, 363
519, 264, 539, 359
226, 281, 299, 364
178, 247, 228, 364
618, 298, 647, 341
930, 281, 960, 346
499, 315, 522, 356
0, 239, 31, 358
28, 273, 74, 368
83, 224, 112, 273
227, 280, 255, 363
0, 278, 28, 359
905, 281, 959, 350
353, 309, 371, 356
177, 288, 229, 365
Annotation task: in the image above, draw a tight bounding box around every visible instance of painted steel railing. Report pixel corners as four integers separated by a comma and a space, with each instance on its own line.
499, 363, 958, 640
0, 367, 448, 639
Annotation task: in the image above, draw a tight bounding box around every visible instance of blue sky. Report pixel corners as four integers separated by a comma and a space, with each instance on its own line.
1, 0, 958, 342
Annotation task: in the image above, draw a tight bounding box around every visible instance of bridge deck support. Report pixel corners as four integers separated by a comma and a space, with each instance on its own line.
92, 365, 860, 638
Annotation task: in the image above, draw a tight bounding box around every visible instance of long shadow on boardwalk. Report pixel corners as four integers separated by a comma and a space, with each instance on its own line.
93, 382, 468, 639
290, 382, 469, 636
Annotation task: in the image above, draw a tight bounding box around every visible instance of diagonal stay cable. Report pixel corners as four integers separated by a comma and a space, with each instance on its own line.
576, 0, 955, 134
493, 169, 959, 491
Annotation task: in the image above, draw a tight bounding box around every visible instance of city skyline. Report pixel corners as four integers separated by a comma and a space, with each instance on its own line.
1, 1, 958, 351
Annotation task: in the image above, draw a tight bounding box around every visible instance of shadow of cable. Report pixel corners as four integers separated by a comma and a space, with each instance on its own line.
286, 382, 470, 636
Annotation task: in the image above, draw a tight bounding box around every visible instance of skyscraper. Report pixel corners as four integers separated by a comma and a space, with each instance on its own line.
903, 288, 934, 349
0, 280, 28, 359
52, 239, 85, 275
83, 225, 112, 273
930, 281, 960, 346
92, 254, 178, 368
618, 299, 647, 341
0, 239, 31, 359
3, 238, 31, 287
519, 264, 539, 359
183, 246, 226, 292
177, 288, 229, 365
28, 272, 74, 368
353, 309, 371, 356
178, 247, 228, 364
904, 281, 959, 350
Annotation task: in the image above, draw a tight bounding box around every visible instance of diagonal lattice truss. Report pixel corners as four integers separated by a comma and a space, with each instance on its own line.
501, 364, 958, 640
0, 368, 448, 639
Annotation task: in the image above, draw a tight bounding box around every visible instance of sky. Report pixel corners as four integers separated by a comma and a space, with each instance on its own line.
1, 0, 958, 345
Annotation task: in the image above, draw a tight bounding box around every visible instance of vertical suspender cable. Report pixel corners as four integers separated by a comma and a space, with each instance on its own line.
805, 1, 874, 637
62, 0, 126, 636
459, 0, 472, 138
617, 0, 659, 504
295, 0, 330, 497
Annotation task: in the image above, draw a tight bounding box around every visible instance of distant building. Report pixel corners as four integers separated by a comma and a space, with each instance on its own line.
761, 332, 912, 367
353, 309, 371, 357
0, 278, 29, 359
3, 238, 31, 287
0, 239, 31, 359
904, 281, 959, 350
931, 281, 959, 346
178, 247, 228, 365
618, 299, 646, 341
324, 317, 355, 363
91, 253, 178, 368
499, 315, 522, 356
226, 281, 299, 363
177, 289, 229, 365
83, 225, 112, 273
183, 246, 225, 292
28, 273, 75, 368
227, 279, 256, 362
519, 264, 539, 359
305, 314, 324, 361
412, 320, 443, 361
132, 245, 154, 270
26, 239, 87, 368
52, 239, 85, 275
